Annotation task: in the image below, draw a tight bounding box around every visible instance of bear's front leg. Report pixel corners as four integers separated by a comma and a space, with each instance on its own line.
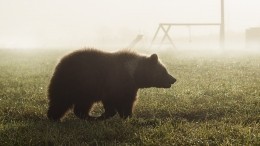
116, 89, 137, 119
117, 102, 134, 119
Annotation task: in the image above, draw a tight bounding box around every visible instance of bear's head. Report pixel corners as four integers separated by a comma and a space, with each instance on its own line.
134, 54, 176, 88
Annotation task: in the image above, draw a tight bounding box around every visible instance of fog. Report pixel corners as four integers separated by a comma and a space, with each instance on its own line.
0, 0, 260, 50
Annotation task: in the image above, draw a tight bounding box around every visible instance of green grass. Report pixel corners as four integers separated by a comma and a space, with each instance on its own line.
0, 49, 259, 145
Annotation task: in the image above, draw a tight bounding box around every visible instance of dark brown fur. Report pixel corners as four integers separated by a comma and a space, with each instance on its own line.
47, 49, 176, 121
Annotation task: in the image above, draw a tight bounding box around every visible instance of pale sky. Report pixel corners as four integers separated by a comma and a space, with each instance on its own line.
0, 0, 259, 49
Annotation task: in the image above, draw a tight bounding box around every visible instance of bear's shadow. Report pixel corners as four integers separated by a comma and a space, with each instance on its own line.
2, 108, 230, 145
2, 114, 139, 145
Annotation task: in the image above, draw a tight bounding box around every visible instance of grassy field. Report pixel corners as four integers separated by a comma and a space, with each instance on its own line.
0, 48, 259, 145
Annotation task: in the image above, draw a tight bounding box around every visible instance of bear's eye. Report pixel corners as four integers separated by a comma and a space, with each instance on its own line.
158, 69, 167, 77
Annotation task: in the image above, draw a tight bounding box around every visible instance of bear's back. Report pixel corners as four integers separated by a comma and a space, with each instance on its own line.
56, 49, 142, 74
49, 50, 112, 97
59, 49, 111, 70
49, 49, 142, 94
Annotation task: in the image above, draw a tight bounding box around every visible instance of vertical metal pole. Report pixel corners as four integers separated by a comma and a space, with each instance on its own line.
220, 0, 225, 48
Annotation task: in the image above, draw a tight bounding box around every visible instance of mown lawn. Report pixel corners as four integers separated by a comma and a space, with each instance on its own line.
0, 49, 259, 145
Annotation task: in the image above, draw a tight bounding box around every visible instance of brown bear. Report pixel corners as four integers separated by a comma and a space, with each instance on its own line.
47, 48, 176, 121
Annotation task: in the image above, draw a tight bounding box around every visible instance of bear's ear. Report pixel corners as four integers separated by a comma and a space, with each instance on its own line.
150, 54, 158, 62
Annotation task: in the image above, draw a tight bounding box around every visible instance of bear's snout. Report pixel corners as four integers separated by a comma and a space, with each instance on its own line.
169, 75, 176, 84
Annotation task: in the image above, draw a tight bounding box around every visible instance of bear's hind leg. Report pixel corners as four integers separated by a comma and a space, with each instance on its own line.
47, 99, 72, 121
73, 101, 94, 120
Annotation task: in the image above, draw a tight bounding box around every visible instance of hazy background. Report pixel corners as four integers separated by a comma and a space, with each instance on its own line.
0, 0, 259, 50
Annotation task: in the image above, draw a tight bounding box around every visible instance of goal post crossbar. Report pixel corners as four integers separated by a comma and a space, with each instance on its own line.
150, 23, 223, 49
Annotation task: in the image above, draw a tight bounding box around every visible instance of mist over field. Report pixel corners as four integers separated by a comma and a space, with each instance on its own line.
0, 0, 260, 50
0, 0, 260, 145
